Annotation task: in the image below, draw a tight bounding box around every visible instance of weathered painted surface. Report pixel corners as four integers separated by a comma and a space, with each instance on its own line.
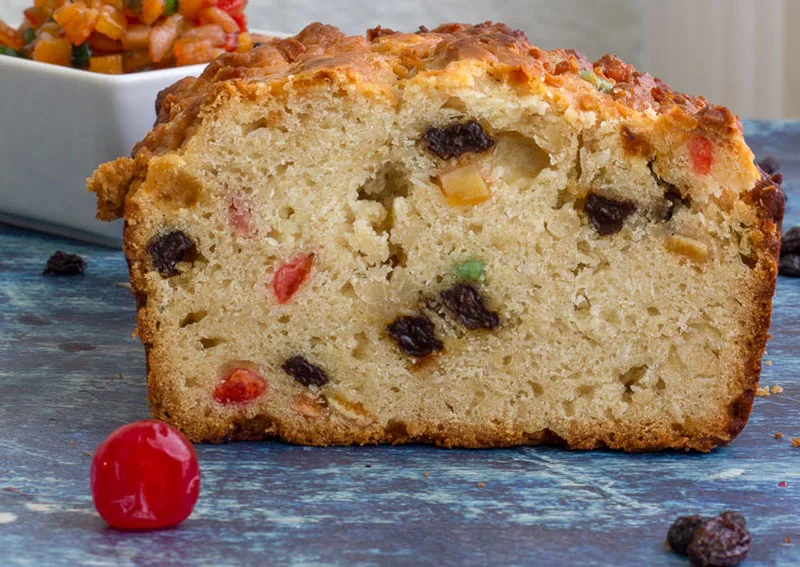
0, 120, 798, 566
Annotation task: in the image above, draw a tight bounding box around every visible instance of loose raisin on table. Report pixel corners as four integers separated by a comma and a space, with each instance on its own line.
667, 515, 709, 555
43, 251, 86, 276
423, 120, 495, 160
281, 356, 330, 388
441, 283, 499, 330
687, 515, 751, 567
756, 156, 780, 176
387, 315, 444, 358
779, 226, 800, 277
584, 192, 637, 235
148, 231, 196, 278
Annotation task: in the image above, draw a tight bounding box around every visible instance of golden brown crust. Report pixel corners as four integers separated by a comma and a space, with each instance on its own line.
88, 21, 756, 221
89, 22, 784, 451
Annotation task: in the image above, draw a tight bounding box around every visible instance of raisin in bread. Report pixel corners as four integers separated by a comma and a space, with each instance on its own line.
88, 23, 784, 451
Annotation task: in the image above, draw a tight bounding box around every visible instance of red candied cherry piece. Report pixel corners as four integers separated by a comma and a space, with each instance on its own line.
228, 196, 256, 237
90, 420, 200, 531
213, 367, 267, 404
688, 135, 713, 176
272, 254, 314, 304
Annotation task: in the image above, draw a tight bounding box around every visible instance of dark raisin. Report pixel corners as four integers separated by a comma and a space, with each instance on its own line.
584, 192, 636, 235
281, 356, 330, 388
441, 283, 499, 330
756, 155, 780, 176
687, 515, 751, 567
43, 251, 86, 276
667, 515, 709, 555
387, 315, 444, 357
779, 227, 800, 277
148, 231, 196, 277
423, 120, 495, 160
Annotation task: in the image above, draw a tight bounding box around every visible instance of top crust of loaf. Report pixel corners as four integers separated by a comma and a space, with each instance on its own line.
90, 22, 774, 221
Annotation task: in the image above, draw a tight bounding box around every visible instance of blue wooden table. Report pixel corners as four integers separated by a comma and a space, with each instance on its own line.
1, 121, 799, 567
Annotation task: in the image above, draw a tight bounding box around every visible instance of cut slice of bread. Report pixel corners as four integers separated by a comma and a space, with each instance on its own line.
88, 23, 784, 451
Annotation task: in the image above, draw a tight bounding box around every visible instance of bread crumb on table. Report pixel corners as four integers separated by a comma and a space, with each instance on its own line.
792, 438, 800, 448
775, 432, 784, 439
477, 482, 485, 488
765, 359, 772, 366
771, 384, 783, 394
785, 537, 793, 544
755, 386, 770, 397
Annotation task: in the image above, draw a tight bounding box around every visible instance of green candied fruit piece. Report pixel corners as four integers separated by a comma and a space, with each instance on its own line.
22, 28, 36, 45
164, 0, 179, 16
579, 69, 614, 94
0, 46, 21, 58
71, 42, 92, 69
455, 258, 485, 282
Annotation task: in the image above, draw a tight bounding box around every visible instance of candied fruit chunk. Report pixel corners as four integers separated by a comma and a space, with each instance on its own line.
174, 38, 216, 66
584, 192, 636, 235
665, 235, 711, 263
436, 163, 490, 207
0, 21, 24, 50
88, 54, 123, 74
291, 394, 326, 418
455, 258, 485, 282
178, 0, 205, 19
213, 367, 267, 405
43, 251, 87, 276
387, 315, 443, 358
53, 2, 100, 46
689, 135, 713, 176
272, 254, 313, 304
282, 356, 330, 388
668, 515, 709, 555
33, 36, 72, 66
140, 0, 166, 26
423, 120, 495, 159
148, 231, 196, 277
441, 283, 499, 330
149, 13, 181, 63
122, 24, 151, 50
198, 6, 240, 33
228, 196, 256, 237
95, 5, 128, 40
687, 515, 750, 567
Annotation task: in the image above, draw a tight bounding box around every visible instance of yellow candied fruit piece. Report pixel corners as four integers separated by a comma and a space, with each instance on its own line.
435, 163, 490, 207
94, 5, 127, 40
664, 234, 711, 263
88, 53, 123, 74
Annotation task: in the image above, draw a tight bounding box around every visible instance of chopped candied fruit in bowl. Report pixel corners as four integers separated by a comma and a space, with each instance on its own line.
0, 0, 256, 73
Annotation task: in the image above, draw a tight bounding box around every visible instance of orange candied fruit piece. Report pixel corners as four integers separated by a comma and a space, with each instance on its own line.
24, 6, 50, 28
173, 37, 215, 66
236, 32, 253, 53
198, 6, 240, 33
0, 21, 24, 49
88, 53, 123, 74
94, 4, 127, 40
32, 35, 71, 66
122, 49, 151, 73
140, 0, 166, 26
121, 24, 151, 50
179, 0, 208, 20
53, 2, 100, 45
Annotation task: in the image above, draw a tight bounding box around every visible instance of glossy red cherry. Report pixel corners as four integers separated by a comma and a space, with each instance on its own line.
90, 420, 200, 531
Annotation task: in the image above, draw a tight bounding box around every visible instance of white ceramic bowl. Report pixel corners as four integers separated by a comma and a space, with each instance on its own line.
0, 29, 287, 246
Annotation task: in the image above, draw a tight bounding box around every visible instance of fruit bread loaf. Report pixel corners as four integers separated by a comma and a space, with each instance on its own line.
88, 22, 784, 451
